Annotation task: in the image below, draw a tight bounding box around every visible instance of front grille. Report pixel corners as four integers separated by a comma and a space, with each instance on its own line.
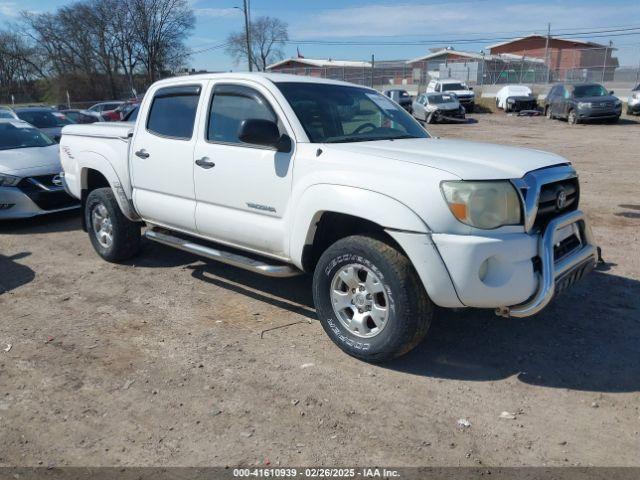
554, 233, 581, 261
592, 101, 614, 109
533, 177, 579, 231
17, 175, 78, 211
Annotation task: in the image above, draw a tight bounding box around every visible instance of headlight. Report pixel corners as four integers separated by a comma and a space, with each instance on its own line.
614, 99, 622, 107
577, 102, 592, 109
440, 181, 521, 229
0, 173, 21, 187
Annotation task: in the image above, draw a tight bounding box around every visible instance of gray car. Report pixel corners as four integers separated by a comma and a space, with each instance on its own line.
412, 92, 466, 123
13, 107, 74, 142
544, 83, 622, 124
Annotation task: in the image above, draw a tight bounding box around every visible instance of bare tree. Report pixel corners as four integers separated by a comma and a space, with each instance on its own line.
226, 16, 288, 71
128, 0, 195, 82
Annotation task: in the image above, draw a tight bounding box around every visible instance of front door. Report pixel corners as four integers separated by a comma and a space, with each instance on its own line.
130, 83, 206, 232
192, 81, 295, 257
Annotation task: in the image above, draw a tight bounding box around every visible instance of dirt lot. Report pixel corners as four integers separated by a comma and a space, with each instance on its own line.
1, 113, 639, 468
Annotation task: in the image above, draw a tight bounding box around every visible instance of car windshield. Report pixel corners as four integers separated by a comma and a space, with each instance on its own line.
441, 83, 466, 91
573, 84, 609, 98
0, 110, 15, 119
276, 82, 428, 143
16, 110, 72, 128
428, 94, 456, 104
0, 122, 55, 150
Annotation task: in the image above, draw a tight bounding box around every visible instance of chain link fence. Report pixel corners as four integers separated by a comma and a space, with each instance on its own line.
270, 45, 640, 97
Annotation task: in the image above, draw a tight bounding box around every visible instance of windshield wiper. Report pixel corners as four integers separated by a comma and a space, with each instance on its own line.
325, 135, 421, 143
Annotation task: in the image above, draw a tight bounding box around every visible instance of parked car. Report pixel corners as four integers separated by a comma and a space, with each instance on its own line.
544, 83, 622, 124
495, 85, 538, 112
0, 107, 18, 120
627, 84, 640, 115
0, 119, 79, 219
412, 92, 465, 123
60, 109, 102, 124
102, 101, 140, 122
383, 89, 412, 112
60, 73, 597, 362
427, 79, 475, 112
87, 101, 125, 115
13, 107, 74, 142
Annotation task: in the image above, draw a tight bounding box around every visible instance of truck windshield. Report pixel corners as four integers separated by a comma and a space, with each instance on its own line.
0, 122, 55, 150
441, 83, 466, 91
275, 82, 428, 143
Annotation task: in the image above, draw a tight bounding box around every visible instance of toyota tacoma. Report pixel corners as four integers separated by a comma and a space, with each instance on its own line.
59, 73, 597, 362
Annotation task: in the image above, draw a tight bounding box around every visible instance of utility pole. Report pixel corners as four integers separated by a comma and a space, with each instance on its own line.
371, 54, 375, 88
602, 40, 612, 83
243, 0, 252, 72
544, 23, 551, 83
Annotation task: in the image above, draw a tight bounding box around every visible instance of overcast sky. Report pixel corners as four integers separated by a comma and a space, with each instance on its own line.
1, 0, 639, 70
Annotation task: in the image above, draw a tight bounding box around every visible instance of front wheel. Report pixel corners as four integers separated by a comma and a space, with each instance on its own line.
85, 187, 141, 262
313, 235, 433, 362
567, 109, 578, 125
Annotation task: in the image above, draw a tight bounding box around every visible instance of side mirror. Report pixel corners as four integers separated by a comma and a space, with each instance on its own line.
469, 86, 474, 90
238, 118, 290, 152
609, 90, 615, 95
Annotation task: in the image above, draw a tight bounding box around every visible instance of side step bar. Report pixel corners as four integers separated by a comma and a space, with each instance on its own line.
144, 229, 302, 278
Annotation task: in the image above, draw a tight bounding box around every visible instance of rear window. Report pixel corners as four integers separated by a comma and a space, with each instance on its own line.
146, 85, 201, 139
16, 110, 72, 128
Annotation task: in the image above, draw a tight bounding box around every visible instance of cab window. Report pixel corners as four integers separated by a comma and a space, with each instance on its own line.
207, 84, 281, 146
146, 85, 201, 140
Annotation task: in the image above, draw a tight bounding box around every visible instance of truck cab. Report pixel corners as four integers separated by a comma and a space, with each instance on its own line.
59, 73, 597, 363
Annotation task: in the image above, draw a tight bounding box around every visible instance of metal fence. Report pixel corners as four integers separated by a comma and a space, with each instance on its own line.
270, 45, 640, 95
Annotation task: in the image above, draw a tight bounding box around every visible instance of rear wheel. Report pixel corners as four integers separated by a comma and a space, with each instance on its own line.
85, 187, 141, 262
313, 235, 433, 363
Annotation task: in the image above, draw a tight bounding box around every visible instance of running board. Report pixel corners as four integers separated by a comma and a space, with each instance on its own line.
144, 229, 302, 278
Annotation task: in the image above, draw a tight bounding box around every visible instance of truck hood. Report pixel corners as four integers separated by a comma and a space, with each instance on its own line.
447, 90, 474, 98
0, 144, 60, 176
324, 138, 568, 180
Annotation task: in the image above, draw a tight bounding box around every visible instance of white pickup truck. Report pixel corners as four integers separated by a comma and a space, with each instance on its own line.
59, 73, 597, 362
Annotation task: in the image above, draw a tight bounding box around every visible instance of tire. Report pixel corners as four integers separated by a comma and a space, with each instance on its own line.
466, 103, 474, 113
85, 187, 141, 262
312, 235, 433, 363
567, 109, 578, 125
545, 105, 553, 119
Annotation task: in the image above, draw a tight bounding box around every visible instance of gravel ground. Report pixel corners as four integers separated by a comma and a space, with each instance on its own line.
1, 113, 639, 468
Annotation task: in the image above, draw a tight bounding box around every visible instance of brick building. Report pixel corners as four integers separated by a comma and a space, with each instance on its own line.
486, 35, 619, 81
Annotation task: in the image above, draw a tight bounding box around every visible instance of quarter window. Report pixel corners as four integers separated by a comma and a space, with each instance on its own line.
208, 85, 279, 145
147, 85, 201, 139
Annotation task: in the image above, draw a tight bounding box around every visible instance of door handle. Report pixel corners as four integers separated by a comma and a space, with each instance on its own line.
195, 157, 215, 169
135, 149, 150, 159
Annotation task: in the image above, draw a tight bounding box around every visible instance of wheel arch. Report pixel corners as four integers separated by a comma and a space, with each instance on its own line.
289, 184, 429, 272
78, 152, 139, 230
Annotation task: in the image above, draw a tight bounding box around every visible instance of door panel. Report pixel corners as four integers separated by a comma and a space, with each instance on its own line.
193, 82, 294, 256
130, 83, 206, 232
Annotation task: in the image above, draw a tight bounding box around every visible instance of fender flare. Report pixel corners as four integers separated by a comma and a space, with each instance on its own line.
79, 152, 140, 221
288, 184, 429, 269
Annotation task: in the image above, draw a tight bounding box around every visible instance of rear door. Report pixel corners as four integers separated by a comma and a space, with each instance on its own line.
130, 83, 206, 232
192, 81, 295, 256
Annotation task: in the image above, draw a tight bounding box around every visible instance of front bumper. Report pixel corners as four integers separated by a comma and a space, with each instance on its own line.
577, 105, 622, 120
429, 210, 597, 316
0, 181, 79, 220
497, 209, 597, 317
